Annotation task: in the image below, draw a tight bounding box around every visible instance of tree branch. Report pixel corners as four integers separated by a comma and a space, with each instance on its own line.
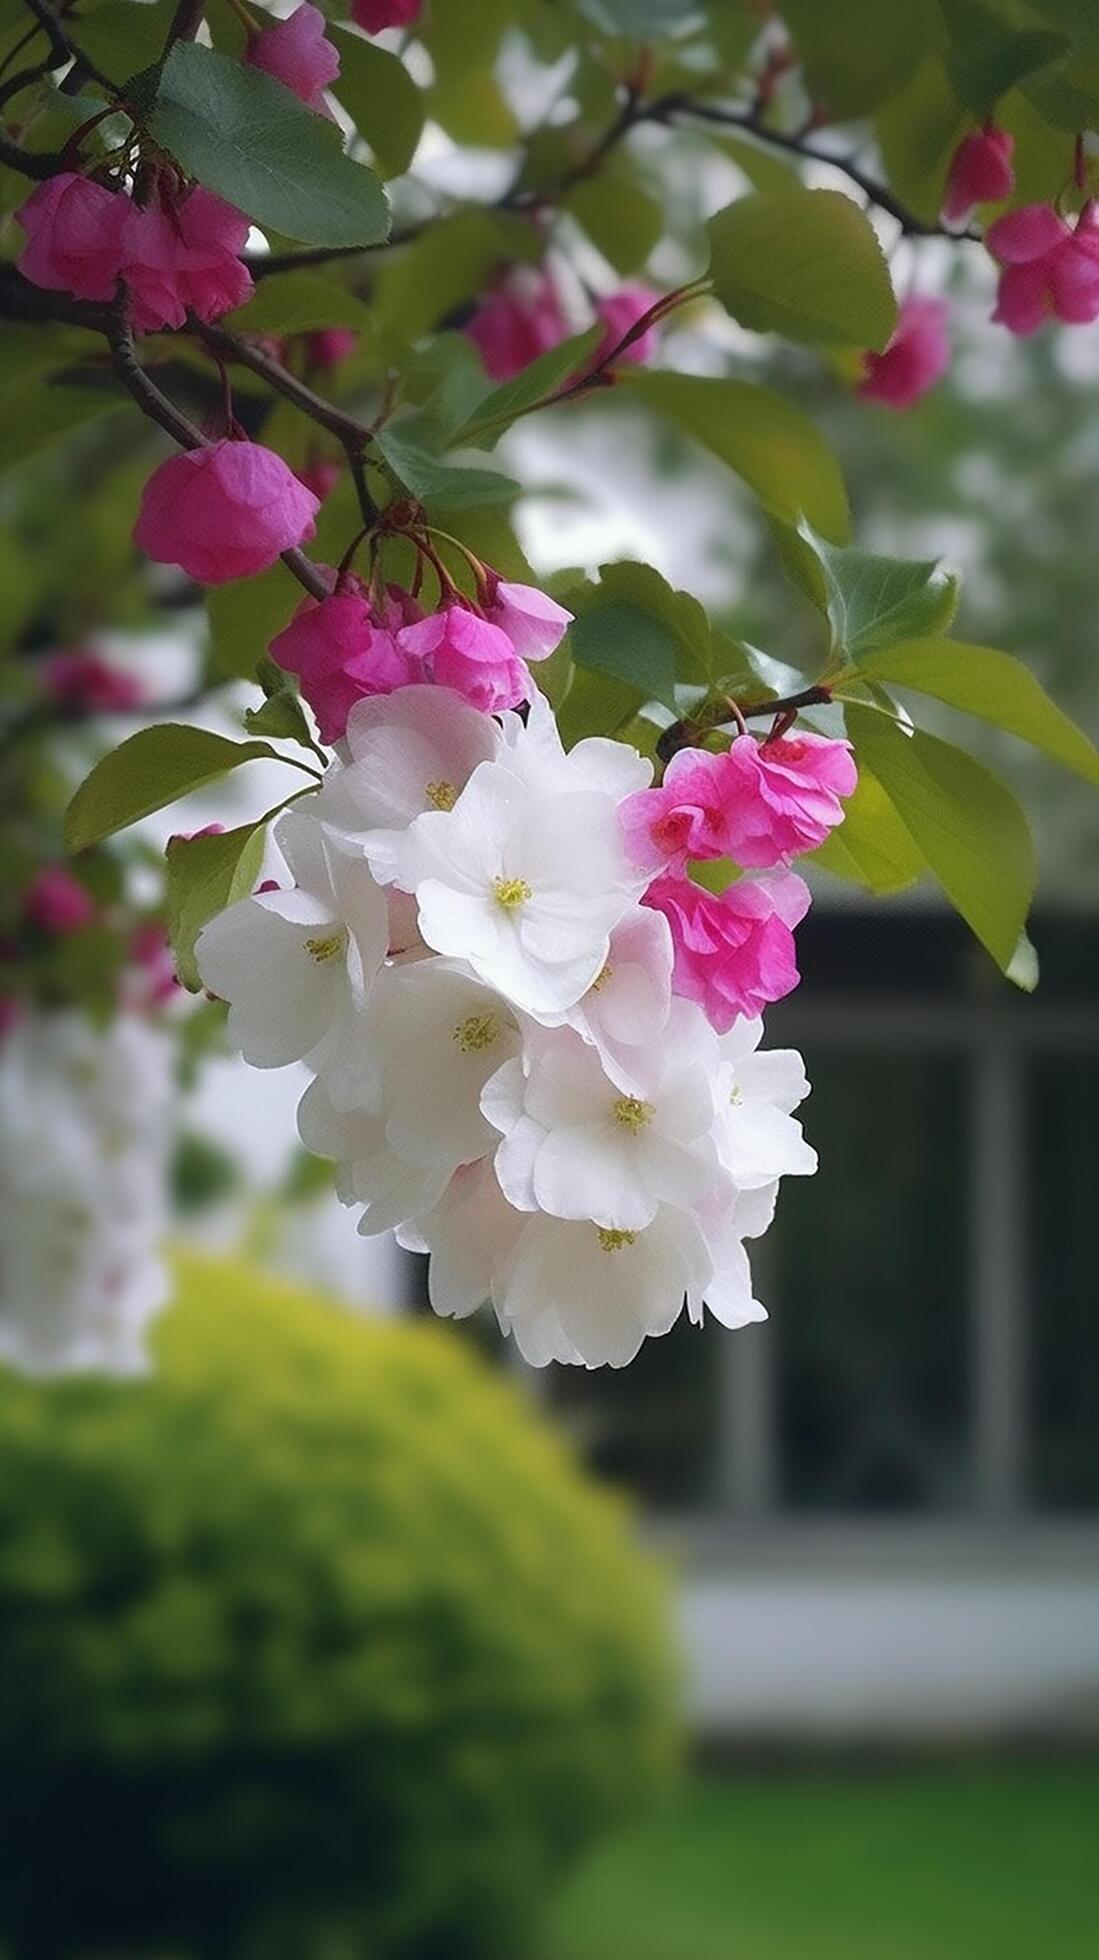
656, 684, 835, 765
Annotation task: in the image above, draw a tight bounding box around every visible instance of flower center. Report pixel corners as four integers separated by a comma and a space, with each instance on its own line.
492, 876, 532, 911
426, 778, 457, 811
452, 1011, 500, 1054
729, 1083, 744, 1106
597, 1227, 636, 1253
612, 1095, 652, 1131
589, 962, 613, 994
303, 930, 345, 964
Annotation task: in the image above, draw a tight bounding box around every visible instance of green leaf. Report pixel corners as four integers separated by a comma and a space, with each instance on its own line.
796, 527, 959, 661
75, 0, 176, 82
225, 274, 374, 338
781, 0, 945, 117
565, 161, 663, 272
846, 704, 1035, 971
809, 763, 927, 894
630, 370, 850, 542
65, 726, 283, 850
875, 56, 968, 226
707, 189, 897, 350
374, 426, 518, 508
451, 328, 604, 445
566, 599, 679, 711
166, 819, 267, 992
373, 207, 538, 351
1007, 928, 1040, 993
940, 0, 1068, 118
149, 43, 390, 247
400, 334, 494, 445
330, 26, 424, 179
0, 382, 130, 471
855, 637, 1099, 786
583, 560, 713, 687
556, 666, 651, 748
206, 564, 301, 681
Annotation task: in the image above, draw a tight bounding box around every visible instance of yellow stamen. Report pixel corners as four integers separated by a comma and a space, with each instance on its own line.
729, 1083, 744, 1107
426, 778, 457, 811
492, 876, 532, 911
589, 962, 613, 994
597, 1227, 636, 1252
304, 932, 344, 963
452, 1012, 500, 1054
612, 1095, 652, 1132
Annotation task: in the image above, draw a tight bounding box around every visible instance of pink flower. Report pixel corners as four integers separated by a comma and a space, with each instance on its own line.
42, 650, 144, 713
23, 867, 95, 935
307, 327, 357, 370
943, 124, 1015, 223
620, 749, 732, 875
270, 587, 420, 743
295, 459, 342, 503
134, 440, 320, 585
465, 269, 569, 381
642, 871, 810, 1033
351, 0, 420, 31
168, 822, 225, 847
121, 185, 253, 334
987, 200, 1099, 334
593, 283, 660, 366
858, 295, 950, 408
16, 172, 128, 301
623, 734, 856, 874
398, 603, 532, 714
486, 579, 572, 661
246, 2, 340, 114
128, 921, 179, 1006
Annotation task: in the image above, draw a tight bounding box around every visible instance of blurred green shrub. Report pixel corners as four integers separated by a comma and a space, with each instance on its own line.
0, 1252, 674, 1960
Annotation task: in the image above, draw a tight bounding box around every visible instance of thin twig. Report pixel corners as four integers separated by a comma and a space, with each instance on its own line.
656, 684, 834, 765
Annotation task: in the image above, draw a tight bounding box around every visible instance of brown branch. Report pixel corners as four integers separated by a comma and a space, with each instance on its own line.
190, 318, 373, 450
656, 684, 834, 765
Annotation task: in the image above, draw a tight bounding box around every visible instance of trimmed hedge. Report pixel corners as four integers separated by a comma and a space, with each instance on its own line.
0, 1252, 674, 1959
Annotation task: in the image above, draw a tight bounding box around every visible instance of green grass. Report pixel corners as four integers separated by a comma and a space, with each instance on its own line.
541, 1762, 1099, 1960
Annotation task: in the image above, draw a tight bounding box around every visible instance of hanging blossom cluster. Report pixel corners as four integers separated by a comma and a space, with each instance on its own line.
194, 565, 856, 1367
0, 1010, 174, 1376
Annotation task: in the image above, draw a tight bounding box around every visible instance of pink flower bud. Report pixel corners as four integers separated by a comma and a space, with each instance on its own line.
270, 589, 421, 743
398, 604, 533, 714
128, 921, 180, 1006
593, 283, 661, 366
942, 124, 1015, 223
858, 295, 949, 408
987, 202, 1099, 334
486, 579, 572, 660
134, 440, 320, 585
121, 185, 253, 335
16, 172, 128, 301
168, 823, 225, 848
465, 269, 569, 381
42, 650, 144, 713
24, 867, 96, 936
642, 871, 810, 1033
306, 327, 357, 370
246, 2, 340, 114
351, 0, 420, 31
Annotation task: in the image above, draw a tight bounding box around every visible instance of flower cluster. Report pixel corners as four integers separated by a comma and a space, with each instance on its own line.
0, 1010, 173, 1375
18, 172, 253, 332
466, 267, 662, 382
196, 644, 855, 1366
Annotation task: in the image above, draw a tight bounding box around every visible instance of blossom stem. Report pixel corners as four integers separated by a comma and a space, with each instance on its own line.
656, 684, 834, 765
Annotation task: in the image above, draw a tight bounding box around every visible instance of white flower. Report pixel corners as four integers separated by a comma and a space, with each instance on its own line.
401, 762, 641, 1014
195, 806, 388, 1071
368, 958, 522, 1171
296, 1077, 448, 1235
482, 1000, 720, 1231
531, 905, 673, 1094
317, 684, 500, 885
689, 1185, 769, 1330
498, 1204, 713, 1369
398, 1158, 526, 1323
498, 687, 652, 800
714, 1018, 817, 1187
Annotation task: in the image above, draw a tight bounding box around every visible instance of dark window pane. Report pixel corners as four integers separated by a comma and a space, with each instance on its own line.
545, 1316, 719, 1510
774, 1049, 969, 1512
1029, 1055, 1099, 1509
